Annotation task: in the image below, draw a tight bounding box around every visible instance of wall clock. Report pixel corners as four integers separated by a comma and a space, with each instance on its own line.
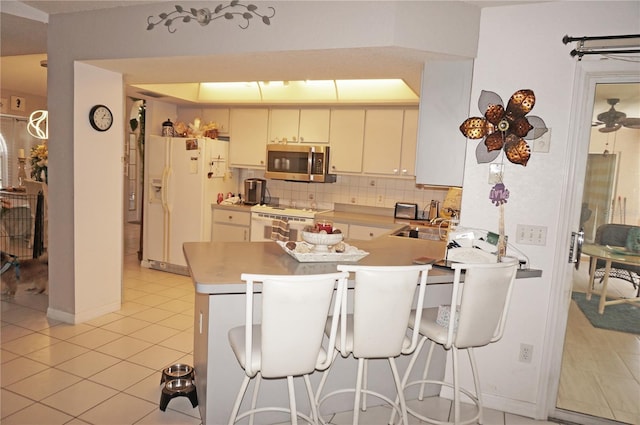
89, 104, 113, 132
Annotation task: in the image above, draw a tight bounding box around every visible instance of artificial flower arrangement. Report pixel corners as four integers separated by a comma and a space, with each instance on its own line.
29, 140, 48, 183
173, 119, 219, 138
459, 89, 548, 260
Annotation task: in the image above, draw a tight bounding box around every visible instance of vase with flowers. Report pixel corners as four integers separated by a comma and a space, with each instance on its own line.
29, 141, 48, 183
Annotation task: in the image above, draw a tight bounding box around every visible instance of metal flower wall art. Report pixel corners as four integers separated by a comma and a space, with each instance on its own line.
147, 1, 276, 33
459, 89, 548, 166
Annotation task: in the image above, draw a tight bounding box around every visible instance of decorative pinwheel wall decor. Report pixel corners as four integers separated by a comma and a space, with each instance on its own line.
459, 89, 548, 166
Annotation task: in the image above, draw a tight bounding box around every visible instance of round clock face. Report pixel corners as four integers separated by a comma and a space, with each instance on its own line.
89, 104, 113, 132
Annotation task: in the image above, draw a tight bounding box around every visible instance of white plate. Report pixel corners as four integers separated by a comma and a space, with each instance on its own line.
277, 241, 369, 263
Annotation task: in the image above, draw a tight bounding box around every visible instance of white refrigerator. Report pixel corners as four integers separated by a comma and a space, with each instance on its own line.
142, 136, 237, 274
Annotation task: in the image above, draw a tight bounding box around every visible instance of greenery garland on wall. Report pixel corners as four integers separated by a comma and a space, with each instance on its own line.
147, 1, 276, 33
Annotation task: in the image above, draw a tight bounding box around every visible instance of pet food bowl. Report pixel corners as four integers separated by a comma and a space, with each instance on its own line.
159, 378, 198, 411
161, 363, 194, 384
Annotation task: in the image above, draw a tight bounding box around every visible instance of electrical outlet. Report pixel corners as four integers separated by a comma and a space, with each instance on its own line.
308, 193, 314, 200
350, 197, 357, 204
369, 180, 376, 187
516, 224, 547, 246
519, 343, 533, 363
376, 195, 384, 205
533, 129, 551, 153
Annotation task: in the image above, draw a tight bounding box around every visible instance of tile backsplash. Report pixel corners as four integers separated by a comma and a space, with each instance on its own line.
238, 169, 452, 215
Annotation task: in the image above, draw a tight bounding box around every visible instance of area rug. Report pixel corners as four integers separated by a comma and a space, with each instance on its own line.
571, 292, 640, 335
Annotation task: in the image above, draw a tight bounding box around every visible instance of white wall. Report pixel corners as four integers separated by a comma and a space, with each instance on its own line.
47, 63, 124, 322
458, 1, 640, 419
42, 0, 640, 420
46, 1, 481, 323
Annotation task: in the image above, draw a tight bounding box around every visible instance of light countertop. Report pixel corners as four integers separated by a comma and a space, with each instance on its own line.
183, 237, 541, 294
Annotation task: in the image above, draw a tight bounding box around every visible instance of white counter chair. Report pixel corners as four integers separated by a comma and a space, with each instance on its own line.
316, 264, 431, 425
227, 271, 348, 425
396, 262, 518, 425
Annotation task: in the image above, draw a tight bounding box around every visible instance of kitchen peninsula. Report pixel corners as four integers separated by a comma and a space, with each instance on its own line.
184, 236, 541, 424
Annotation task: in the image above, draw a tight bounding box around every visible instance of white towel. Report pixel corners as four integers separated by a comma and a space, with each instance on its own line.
270, 219, 290, 242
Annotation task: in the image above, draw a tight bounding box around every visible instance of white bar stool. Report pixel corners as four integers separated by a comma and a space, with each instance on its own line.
395, 262, 518, 425
227, 271, 348, 425
315, 264, 431, 425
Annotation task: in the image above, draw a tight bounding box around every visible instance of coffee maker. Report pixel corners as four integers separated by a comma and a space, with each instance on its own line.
244, 178, 266, 205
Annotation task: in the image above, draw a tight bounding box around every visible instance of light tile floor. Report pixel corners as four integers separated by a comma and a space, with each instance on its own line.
1, 223, 564, 424
557, 263, 640, 424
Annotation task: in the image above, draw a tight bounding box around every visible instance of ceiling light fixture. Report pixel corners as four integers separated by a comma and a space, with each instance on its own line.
135, 79, 418, 104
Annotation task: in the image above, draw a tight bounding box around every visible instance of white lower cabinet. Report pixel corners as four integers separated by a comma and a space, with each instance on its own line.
211, 209, 251, 242
331, 222, 350, 239
348, 224, 391, 241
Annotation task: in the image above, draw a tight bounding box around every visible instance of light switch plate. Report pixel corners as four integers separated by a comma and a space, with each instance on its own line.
488, 163, 504, 184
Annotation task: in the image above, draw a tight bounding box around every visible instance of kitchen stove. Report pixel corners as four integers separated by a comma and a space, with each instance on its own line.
249, 204, 333, 242
250, 204, 331, 219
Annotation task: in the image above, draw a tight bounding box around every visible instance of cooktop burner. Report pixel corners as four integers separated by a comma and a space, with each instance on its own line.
250, 204, 331, 219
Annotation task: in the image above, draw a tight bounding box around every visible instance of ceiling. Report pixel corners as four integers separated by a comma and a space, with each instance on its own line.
1, 0, 638, 115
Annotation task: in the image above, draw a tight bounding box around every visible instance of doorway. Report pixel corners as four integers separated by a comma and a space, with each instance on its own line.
553, 76, 640, 423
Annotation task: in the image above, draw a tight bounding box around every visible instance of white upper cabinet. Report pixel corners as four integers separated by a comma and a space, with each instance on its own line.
269, 109, 300, 143
415, 60, 473, 187
362, 109, 416, 177
401, 109, 418, 177
229, 108, 269, 168
299, 109, 330, 143
329, 109, 365, 174
269, 108, 330, 144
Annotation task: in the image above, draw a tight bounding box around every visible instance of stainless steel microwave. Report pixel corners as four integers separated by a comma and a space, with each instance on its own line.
264, 144, 336, 183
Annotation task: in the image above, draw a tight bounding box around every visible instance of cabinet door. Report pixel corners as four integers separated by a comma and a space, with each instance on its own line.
212, 223, 249, 242
400, 109, 418, 177
229, 109, 269, 168
415, 60, 473, 187
299, 109, 330, 143
202, 108, 230, 134
348, 224, 390, 241
329, 109, 365, 174
362, 109, 404, 176
269, 109, 300, 143
332, 222, 350, 239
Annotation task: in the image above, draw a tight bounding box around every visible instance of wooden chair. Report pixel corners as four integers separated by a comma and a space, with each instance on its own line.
592, 224, 640, 296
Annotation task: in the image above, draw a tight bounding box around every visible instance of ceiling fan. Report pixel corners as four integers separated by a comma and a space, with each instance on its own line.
593, 98, 640, 132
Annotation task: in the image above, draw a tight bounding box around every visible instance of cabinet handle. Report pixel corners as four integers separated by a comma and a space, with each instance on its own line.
393, 168, 399, 174
369, 232, 374, 237
402, 169, 408, 175
228, 215, 233, 220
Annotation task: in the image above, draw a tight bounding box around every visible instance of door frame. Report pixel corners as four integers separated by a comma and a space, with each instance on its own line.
543, 59, 640, 423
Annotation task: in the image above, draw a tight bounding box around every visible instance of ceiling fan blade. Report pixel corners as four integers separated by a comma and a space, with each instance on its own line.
621, 117, 640, 129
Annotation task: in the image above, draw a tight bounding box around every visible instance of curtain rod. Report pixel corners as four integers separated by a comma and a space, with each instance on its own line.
563, 33, 640, 60
571, 49, 640, 58
563, 34, 640, 44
